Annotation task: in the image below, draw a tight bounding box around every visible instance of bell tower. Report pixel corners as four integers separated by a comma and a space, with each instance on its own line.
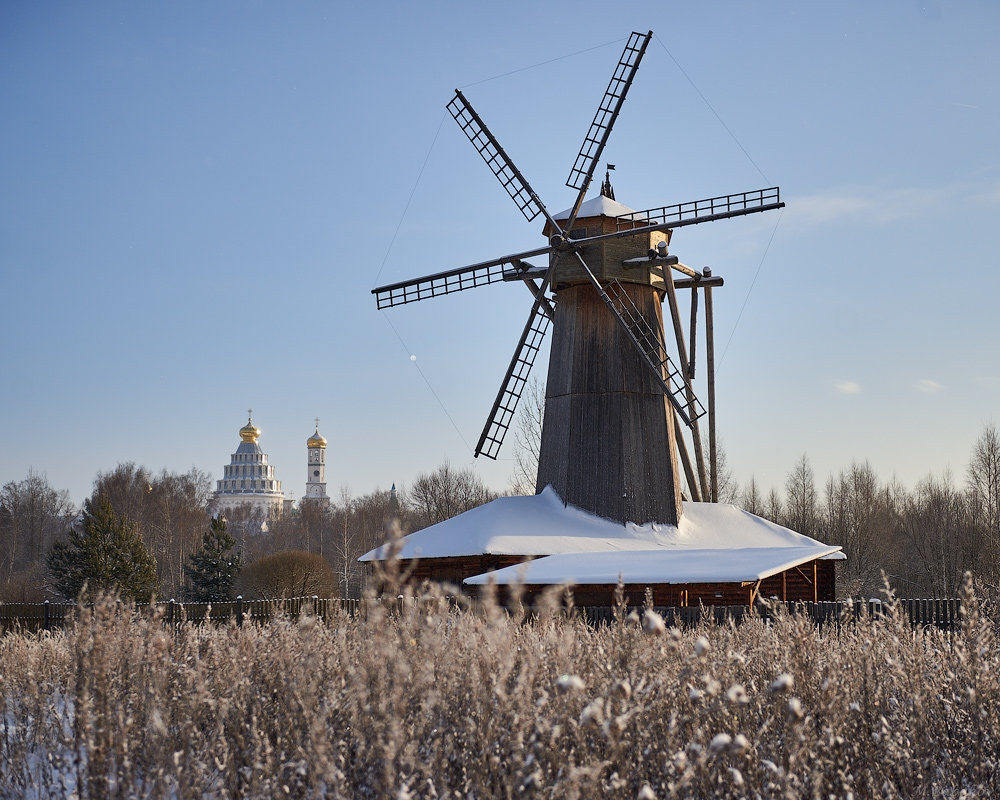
304, 419, 330, 508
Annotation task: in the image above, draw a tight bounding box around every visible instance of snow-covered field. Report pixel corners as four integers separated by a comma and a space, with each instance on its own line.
1, 581, 997, 799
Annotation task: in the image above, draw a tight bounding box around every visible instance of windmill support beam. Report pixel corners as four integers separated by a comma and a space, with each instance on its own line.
675, 275, 723, 290
688, 284, 699, 380
673, 412, 702, 502
505, 260, 724, 289
662, 273, 710, 500
705, 272, 719, 503
520, 277, 555, 320
504, 264, 546, 282
507, 259, 556, 318
673, 261, 700, 278
622, 254, 681, 271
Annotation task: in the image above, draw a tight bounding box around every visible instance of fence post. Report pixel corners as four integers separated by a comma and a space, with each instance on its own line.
43, 599, 50, 632
236, 595, 244, 628
169, 598, 175, 628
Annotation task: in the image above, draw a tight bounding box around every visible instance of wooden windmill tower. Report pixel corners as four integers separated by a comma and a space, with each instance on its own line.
373, 31, 783, 526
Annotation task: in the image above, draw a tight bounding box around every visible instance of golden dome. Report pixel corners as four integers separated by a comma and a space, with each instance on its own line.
239, 411, 261, 443
307, 426, 327, 449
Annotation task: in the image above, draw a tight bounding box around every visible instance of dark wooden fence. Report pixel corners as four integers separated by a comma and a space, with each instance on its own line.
0, 596, 362, 635
579, 597, 964, 631
0, 595, 967, 635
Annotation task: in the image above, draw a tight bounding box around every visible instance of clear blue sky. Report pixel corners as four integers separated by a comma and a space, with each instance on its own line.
2, 1, 998, 508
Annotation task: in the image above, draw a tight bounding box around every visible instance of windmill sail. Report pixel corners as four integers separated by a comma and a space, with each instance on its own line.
447, 90, 559, 229
475, 295, 552, 460
563, 30, 652, 230
372, 245, 552, 309
614, 187, 782, 232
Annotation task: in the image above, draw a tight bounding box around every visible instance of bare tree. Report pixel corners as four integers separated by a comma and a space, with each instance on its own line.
898, 472, 977, 597
0, 470, 75, 599
820, 462, 898, 597
741, 477, 765, 516
967, 422, 1000, 542
509, 377, 545, 496
330, 486, 360, 599
784, 453, 819, 537
328, 486, 403, 599
409, 463, 499, 529
221, 502, 273, 563
764, 488, 784, 525
712, 441, 740, 504
268, 500, 331, 556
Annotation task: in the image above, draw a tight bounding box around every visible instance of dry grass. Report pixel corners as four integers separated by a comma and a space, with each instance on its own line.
1, 575, 998, 799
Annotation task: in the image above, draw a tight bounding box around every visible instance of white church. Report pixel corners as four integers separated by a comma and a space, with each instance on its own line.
211, 411, 330, 520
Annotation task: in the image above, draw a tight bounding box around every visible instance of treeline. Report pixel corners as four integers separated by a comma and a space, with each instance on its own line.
0, 462, 498, 603
722, 423, 1000, 600
2, 424, 998, 603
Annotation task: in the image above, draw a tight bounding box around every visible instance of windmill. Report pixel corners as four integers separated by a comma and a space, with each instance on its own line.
373, 31, 783, 526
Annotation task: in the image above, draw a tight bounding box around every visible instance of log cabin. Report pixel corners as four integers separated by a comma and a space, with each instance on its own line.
360, 486, 842, 606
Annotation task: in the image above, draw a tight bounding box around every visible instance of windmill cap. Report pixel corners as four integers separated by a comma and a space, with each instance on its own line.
554, 194, 643, 221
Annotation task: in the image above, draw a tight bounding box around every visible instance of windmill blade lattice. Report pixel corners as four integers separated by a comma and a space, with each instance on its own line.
372, 245, 553, 309
475, 292, 552, 459
615, 187, 782, 231
564, 30, 651, 227
447, 90, 558, 228
542, 186, 782, 254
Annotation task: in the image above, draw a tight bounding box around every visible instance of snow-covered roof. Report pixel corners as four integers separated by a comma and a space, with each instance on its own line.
463, 545, 843, 586
553, 194, 645, 221
359, 486, 844, 563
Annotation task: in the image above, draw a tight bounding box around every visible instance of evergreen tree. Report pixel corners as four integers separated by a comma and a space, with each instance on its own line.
183, 516, 243, 602
46, 495, 160, 601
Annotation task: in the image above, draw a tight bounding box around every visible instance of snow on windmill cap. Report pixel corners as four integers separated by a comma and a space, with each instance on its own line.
553, 194, 646, 221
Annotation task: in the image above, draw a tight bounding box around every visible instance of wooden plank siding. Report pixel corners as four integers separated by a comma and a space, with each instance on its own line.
536, 281, 683, 525
543, 213, 670, 290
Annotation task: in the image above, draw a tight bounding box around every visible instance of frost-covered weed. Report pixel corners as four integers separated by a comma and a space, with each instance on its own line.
0, 575, 998, 798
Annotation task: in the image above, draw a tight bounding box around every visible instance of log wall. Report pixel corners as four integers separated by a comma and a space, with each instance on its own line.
463, 558, 838, 608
